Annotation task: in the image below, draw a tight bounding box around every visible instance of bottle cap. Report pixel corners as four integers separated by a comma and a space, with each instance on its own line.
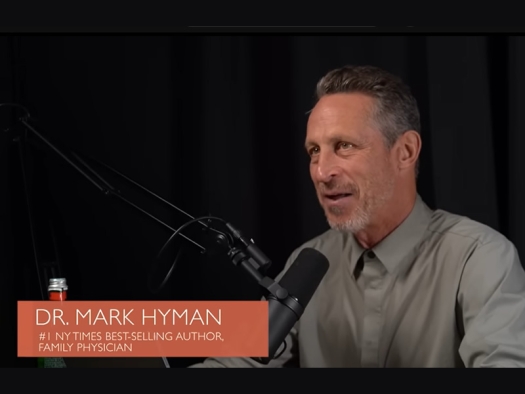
48, 278, 68, 292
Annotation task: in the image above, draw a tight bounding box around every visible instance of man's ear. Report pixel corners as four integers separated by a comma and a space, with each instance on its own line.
395, 130, 421, 170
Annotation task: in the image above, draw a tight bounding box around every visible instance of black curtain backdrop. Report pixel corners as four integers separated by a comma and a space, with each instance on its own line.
1, 35, 524, 367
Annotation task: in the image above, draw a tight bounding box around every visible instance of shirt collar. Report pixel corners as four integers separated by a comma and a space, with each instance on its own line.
348, 194, 433, 277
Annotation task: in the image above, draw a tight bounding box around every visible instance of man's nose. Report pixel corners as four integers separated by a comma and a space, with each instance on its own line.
315, 152, 341, 183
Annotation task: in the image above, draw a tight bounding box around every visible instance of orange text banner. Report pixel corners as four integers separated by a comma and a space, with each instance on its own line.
18, 301, 268, 358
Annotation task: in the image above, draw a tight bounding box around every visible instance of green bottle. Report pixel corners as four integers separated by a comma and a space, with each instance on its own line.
37, 278, 68, 368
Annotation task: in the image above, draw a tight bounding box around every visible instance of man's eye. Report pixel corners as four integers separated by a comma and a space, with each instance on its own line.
338, 142, 353, 150
309, 147, 320, 156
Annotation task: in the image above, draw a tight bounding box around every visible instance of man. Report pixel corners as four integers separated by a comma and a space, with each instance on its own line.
190, 65, 525, 367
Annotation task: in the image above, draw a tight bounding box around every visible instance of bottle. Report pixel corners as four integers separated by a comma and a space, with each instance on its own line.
37, 278, 68, 368
48, 278, 68, 301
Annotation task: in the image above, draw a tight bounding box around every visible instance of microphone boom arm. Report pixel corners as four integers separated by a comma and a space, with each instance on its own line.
3, 102, 273, 295
2, 104, 207, 253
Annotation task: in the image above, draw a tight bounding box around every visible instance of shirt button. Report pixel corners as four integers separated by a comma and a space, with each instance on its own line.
367, 250, 376, 259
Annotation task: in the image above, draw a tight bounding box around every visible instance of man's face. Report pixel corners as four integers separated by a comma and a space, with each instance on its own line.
305, 93, 397, 233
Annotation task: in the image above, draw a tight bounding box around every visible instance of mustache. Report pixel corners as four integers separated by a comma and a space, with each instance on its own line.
318, 181, 359, 195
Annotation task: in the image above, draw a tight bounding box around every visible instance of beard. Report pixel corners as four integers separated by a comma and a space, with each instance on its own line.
319, 171, 395, 234
327, 201, 370, 233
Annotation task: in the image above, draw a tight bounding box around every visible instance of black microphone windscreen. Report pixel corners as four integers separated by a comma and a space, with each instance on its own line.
278, 247, 330, 308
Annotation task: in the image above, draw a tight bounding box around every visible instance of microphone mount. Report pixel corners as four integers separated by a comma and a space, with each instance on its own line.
226, 238, 304, 330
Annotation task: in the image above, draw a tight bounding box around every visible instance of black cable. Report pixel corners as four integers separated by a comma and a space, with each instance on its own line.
158, 215, 232, 257
274, 340, 287, 359
0, 102, 30, 118
147, 216, 233, 294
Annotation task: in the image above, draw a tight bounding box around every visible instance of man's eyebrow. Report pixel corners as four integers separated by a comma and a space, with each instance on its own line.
305, 135, 359, 149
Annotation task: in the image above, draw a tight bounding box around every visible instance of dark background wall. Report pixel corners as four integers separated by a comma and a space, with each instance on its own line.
1, 35, 524, 367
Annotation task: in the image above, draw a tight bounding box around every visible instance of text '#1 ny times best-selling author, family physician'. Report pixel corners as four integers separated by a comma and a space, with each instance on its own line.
37, 330, 225, 353
35, 307, 223, 326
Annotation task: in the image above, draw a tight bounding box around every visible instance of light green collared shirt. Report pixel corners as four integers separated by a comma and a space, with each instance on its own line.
190, 195, 525, 367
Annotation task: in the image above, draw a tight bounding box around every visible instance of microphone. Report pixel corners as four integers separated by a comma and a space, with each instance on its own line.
252, 247, 330, 365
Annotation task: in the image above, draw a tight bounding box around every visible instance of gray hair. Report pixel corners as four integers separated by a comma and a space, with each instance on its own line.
315, 65, 421, 149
